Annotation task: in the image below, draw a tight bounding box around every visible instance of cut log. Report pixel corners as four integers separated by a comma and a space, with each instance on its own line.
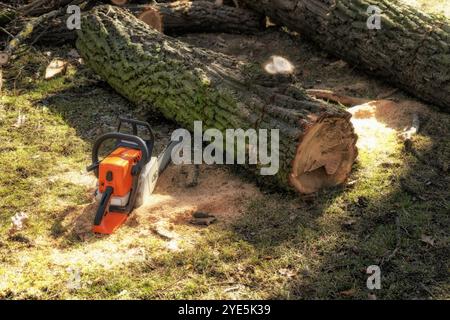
241, 0, 450, 111
34, 1, 263, 45
126, 1, 264, 34
76, 5, 358, 194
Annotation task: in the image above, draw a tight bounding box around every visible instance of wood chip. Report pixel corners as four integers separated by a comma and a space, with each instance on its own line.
151, 221, 176, 240
44, 59, 68, 80
0, 52, 9, 65
420, 235, 435, 246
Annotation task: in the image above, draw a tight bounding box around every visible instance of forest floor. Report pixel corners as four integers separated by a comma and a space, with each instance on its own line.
0, 1, 449, 299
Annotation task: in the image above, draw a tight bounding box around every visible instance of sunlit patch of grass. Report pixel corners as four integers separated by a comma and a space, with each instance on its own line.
403, 0, 450, 18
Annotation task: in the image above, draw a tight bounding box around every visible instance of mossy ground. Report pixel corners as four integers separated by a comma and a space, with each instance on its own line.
0, 0, 449, 300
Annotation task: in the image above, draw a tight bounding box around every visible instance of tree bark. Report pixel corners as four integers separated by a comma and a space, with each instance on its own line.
76, 5, 358, 194
241, 0, 450, 111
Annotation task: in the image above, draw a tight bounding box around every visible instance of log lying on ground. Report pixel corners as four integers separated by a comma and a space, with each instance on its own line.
76, 5, 358, 194
129, 1, 264, 34
34, 1, 263, 45
241, 0, 450, 111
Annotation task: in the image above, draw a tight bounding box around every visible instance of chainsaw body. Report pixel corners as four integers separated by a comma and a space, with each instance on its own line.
87, 118, 154, 234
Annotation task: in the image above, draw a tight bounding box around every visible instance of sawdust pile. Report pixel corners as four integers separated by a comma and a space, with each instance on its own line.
348, 99, 430, 151
135, 165, 262, 225
350, 99, 430, 130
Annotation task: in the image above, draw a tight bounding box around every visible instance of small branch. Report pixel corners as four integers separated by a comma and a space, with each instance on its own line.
0, 25, 13, 38
306, 89, 370, 106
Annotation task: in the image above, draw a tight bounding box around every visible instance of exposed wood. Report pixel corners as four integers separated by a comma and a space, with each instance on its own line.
44, 58, 68, 79
241, 0, 450, 112
135, 6, 163, 32
76, 5, 358, 194
111, 0, 128, 5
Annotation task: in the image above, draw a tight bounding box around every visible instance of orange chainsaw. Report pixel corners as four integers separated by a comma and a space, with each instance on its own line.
87, 117, 181, 234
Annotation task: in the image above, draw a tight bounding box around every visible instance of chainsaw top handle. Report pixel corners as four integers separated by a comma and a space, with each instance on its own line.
87, 132, 151, 177
117, 116, 155, 147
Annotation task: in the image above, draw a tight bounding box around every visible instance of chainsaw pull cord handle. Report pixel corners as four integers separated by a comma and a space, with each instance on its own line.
88, 132, 151, 178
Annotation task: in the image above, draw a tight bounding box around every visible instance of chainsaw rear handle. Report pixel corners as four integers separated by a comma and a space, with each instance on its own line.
87, 132, 151, 177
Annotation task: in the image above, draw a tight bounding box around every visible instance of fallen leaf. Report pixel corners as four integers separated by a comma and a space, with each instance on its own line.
420, 235, 435, 246
44, 59, 68, 80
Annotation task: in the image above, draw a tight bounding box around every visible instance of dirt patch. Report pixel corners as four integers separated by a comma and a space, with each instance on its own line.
350, 100, 431, 132
134, 164, 262, 225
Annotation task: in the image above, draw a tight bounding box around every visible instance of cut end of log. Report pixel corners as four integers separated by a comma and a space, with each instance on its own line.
138, 7, 163, 33
111, 0, 128, 5
44, 59, 68, 80
0, 52, 9, 66
289, 117, 358, 194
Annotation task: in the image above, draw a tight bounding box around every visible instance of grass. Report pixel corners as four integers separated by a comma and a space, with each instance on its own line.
403, 0, 450, 17
0, 5, 449, 298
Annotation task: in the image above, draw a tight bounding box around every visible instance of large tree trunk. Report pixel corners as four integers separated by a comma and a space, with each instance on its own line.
76, 5, 358, 194
241, 0, 450, 111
